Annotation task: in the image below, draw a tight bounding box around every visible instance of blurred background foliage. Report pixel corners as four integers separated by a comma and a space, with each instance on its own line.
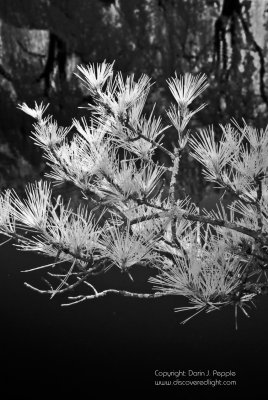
0, 0, 268, 205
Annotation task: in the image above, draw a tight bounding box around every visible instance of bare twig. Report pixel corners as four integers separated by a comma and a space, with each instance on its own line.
62, 289, 179, 306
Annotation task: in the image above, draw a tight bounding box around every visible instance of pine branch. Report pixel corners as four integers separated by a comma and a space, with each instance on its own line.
169, 147, 181, 203
184, 212, 261, 240
61, 289, 178, 306
119, 114, 174, 160
11, 61, 268, 327
135, 130, 174, 160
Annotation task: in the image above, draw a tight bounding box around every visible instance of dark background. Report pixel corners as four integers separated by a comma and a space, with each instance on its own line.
3, 239, 268, 397
1, 0, 268, 397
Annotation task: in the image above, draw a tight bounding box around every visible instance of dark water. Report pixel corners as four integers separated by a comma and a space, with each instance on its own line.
2, 215, 268, 397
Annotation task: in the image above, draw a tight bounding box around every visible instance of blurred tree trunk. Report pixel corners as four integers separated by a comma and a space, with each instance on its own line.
0, 0, 267, 201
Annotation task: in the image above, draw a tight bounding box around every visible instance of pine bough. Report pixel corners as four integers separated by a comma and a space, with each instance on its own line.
1, 61, 268, 328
